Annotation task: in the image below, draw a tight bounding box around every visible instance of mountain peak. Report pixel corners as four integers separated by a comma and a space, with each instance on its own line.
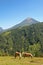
25, 17, 33, 20
12, 17, 39, 29
23, 17, 39, 23
22, 17, 39, 25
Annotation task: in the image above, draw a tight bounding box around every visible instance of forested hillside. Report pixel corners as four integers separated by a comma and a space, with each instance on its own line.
0, 22, 43, 57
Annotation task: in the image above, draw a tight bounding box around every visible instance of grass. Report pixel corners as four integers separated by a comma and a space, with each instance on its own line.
0, 56, 43, 65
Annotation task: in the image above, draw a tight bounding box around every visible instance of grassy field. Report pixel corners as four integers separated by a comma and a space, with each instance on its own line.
0, 56, 43, 65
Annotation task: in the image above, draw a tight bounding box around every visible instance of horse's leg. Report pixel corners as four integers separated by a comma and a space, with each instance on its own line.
31, 55, 33, 58
19, 53, 21, 59
15, 54, 16, 59
15, 56, 16, 59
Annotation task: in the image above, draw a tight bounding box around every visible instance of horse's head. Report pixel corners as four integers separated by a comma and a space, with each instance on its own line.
15, 51, 22, 59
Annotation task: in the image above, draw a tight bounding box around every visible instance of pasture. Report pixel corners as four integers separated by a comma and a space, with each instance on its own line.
0, 56, 43, 65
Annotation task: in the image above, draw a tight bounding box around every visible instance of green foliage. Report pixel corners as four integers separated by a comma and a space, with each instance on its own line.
28, 43, 41, 56
0, 22, 43, 56
0, 49, 4, 56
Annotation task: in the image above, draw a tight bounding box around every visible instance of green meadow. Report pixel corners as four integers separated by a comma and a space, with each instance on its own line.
0, 56, 43, 65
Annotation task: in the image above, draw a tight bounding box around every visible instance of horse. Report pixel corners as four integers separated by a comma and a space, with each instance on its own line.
22, 52, 33, 58
14, 52, 22, 59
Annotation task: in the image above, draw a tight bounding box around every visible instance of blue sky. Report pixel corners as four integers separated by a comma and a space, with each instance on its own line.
0, 0, 43, 29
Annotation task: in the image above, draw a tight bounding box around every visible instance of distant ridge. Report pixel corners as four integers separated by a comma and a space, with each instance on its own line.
0, 27, 3, 33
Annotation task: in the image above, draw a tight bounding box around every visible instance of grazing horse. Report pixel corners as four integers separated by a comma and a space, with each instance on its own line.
22, 52, 33, 58
15, 52, 22, 59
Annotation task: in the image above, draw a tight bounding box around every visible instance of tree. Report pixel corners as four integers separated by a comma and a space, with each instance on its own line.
28, 43, 41, 56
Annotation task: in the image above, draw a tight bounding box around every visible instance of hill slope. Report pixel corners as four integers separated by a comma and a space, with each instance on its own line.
0, 22, 43, 56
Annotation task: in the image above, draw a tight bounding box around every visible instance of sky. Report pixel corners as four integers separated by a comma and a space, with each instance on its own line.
0, 0, 43, 29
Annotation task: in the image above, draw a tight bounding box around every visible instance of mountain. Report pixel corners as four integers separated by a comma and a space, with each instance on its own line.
0, 18, 43, 56
12, 17, 39, 29
0, 22, 43, 56
0, 27, 3, 33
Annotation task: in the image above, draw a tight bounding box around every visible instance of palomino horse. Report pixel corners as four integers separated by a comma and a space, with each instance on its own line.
22, 52, 33, 58
15, 52, 22, 59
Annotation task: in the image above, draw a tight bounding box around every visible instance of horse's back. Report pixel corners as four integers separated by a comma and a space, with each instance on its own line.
22, 52, 33, 58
